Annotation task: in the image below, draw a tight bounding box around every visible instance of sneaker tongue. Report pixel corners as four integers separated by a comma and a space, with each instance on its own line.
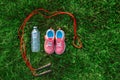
56, 38, 62, 47
56, 38, 61, 41
48, 38, 53, 41
47, 38, 53, 47
56, 38, 62, 43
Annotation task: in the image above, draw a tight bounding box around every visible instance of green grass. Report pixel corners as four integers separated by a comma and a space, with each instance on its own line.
0, 0, 120, 80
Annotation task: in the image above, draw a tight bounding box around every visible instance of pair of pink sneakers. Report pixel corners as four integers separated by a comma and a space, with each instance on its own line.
44, 28, 66, 55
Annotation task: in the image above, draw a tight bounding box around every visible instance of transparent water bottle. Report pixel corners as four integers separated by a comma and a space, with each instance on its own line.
31, 26, 40, 52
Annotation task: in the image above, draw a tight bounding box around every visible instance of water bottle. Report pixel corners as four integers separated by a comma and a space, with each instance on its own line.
31, 26, 40, 52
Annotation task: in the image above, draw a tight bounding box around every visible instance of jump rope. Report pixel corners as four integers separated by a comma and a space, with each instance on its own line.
18, 8, 82, 76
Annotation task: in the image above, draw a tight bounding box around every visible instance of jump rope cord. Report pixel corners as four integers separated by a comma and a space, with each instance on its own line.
18, 8, 82, 73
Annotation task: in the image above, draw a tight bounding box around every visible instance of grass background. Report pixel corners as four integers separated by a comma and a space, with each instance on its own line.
0, 0, 120, 80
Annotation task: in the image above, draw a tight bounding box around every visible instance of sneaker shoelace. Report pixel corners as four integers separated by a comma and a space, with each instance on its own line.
57, 42, 62, 47
56, 39, 62, 48
47, 41, 52, 47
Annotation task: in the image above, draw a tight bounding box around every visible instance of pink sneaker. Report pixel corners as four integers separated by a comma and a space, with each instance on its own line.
44, 28, 55, 54
55, 29, 66, 55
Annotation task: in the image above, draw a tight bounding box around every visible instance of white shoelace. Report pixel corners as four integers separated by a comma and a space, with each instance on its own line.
57, 42, 62, 47
47, 41, 52, 46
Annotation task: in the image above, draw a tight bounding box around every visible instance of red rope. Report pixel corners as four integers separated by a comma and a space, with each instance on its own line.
18, 8, 82, 73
